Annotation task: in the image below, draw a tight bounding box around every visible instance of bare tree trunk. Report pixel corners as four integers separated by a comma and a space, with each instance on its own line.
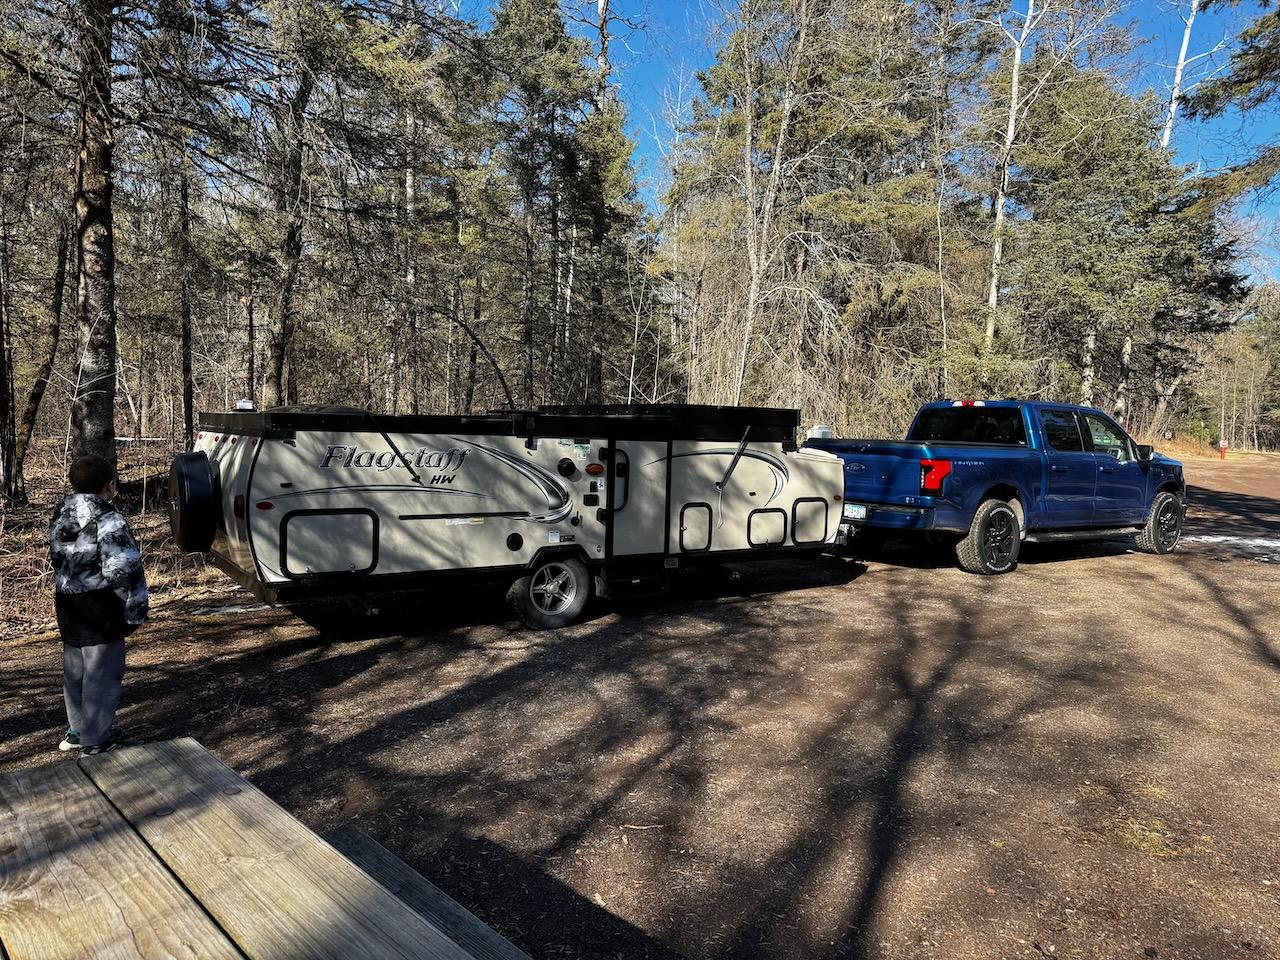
178, 165, 194, 448
522, 180, 536, 406
0, 214, 17, 500
244, 293, 255, 401
1080, 321, 1097, 407
984, 0, 1036, 354
69, 0, 119, 466
585, 0, 612, 405
734, 0, 811, 406
262, 73, 313, 409
464, 273, 481, 413
1113, 333, 1132, 423
1162, 0, 1200, 150
15, 219, 70, 471
1149, 373, 1183, 439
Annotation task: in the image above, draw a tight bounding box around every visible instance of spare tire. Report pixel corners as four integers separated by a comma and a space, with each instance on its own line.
168, 452, 218, 552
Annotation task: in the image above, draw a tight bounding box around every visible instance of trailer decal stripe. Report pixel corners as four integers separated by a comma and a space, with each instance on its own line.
647, 449, 789, 504
450, 438, 574, 524
269, 484, 488, 500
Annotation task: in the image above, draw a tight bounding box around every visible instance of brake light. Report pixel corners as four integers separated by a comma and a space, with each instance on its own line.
255, 500, 275, 511
920, 459, 952, 494
585, 463, 605, 477
951, 400, 986, 407
234, 495, 246, 519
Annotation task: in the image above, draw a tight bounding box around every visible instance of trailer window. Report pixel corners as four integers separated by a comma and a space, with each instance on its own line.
908, 408, 1027, 445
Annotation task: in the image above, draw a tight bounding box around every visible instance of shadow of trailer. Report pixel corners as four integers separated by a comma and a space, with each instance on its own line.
167, 404, 845, 628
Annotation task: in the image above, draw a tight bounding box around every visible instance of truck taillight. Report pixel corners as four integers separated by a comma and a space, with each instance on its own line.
920, 458, 952, 494
233, 495, 245, 519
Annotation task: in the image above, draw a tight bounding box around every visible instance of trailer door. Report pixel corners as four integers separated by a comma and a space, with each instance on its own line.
609, 440, 669, 557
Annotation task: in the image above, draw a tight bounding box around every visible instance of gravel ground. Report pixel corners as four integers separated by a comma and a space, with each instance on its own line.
2, 454, 1277, 960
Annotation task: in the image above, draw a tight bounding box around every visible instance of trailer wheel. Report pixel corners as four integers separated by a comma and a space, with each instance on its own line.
1136, 491, 1183, 555
955, 499, 1020, 575
168, 452, 218, 552
508, 556, 591, 629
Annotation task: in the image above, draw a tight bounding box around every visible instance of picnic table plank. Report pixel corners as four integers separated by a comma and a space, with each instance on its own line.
79, 739, 474, 960
0, 761, 244, 960
324, 827, 533, 960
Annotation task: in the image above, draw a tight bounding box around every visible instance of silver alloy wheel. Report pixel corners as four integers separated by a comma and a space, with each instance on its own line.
530, 562, 578, 615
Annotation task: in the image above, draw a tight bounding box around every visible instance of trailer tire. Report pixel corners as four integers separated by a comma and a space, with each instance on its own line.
1136, 491, 1183, 555
168, 452, 218, 552
507, 556, 592, 629
955, 499, 1020, 575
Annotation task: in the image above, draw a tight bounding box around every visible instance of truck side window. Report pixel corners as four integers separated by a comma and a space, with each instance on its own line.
1082, 413, 1131, 462
1040, 410, 1085, 452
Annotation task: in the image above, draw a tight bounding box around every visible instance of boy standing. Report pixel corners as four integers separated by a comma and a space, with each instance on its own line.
48, 455, 149, 754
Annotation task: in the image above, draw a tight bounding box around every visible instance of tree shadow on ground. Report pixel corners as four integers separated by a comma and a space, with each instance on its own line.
0, 551, 1202, 959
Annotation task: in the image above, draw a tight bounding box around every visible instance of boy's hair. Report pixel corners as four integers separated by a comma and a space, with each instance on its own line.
69, 455, 116, 495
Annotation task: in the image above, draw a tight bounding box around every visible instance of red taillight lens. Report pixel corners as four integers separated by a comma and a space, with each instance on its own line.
255, 500, 274, 511
920, 458, 952, 494
585, 463, 605, 477
233, 495, 246, 519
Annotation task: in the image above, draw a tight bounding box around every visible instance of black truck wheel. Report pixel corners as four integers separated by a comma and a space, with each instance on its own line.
507, 556, 592, 629
168, 452, 218, 552
956, 499, 1020, 575
1136, 491, 1184, 554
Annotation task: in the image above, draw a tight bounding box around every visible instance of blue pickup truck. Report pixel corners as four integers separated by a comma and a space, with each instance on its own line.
805, 400, 1187, 574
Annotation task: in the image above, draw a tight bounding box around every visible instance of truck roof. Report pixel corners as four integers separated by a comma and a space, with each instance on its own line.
922, 399, 1112, 417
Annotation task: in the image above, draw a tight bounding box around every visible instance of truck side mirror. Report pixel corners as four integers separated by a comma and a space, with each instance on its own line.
1136, 444, 1153, 462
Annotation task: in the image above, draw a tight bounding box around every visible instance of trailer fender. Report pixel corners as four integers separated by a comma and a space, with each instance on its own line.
526, 544, 597, 571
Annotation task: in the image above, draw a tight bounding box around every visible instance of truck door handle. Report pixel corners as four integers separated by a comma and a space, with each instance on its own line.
1051, 465, 1068, 473
1099, 466, 1114, 474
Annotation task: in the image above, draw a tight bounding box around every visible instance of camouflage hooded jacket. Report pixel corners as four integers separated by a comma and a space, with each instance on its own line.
48, 494, 150, 627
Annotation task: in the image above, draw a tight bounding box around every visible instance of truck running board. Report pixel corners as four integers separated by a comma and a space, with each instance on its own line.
1025, 526, 1144, 544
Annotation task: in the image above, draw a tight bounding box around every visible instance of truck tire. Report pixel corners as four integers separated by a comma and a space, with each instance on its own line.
955, 499, 1020, 575
1136, 491, 1184, 555
168, 452, 218, 552
507, 556, 592, 629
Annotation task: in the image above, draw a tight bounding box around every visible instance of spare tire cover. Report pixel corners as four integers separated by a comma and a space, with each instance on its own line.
168, 452, 218, 552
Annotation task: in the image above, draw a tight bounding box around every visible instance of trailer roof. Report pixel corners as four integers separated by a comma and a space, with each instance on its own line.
198, 404, 802, 444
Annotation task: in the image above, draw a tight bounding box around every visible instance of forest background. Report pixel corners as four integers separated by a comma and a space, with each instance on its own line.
3, 0, 1280, 502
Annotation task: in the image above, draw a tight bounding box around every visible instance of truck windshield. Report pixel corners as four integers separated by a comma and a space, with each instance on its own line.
908, 407, 1028, 445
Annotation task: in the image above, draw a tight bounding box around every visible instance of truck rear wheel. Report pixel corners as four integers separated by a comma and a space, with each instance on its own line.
1136, 491, 1183, 555
507, 556, 592, 629
168, 452, 218, 552
956, 499, 1020, 575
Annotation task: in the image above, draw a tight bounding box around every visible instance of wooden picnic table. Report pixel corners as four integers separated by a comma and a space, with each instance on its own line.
0, 738, 531, 960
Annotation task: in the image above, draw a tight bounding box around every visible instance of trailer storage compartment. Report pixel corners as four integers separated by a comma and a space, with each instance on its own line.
169, 404, 843, 628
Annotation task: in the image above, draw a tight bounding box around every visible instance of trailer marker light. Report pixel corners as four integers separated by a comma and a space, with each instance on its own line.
255, 500, 275, 511
919, 459, 952, 494
585, 463, 605, 477
234, 495, 246, 519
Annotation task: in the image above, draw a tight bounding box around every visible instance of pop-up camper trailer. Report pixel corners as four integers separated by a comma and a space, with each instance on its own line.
167, 404, 843, 627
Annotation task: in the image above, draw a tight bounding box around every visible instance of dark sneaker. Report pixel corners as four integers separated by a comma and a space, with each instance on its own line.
58, 730, 80, 752
81, 735, 124, 756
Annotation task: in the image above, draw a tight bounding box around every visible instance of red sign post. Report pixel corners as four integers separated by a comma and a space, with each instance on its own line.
1219, 439, 1229, 460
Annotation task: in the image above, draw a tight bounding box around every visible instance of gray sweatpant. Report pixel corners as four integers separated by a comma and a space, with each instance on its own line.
63, 641, 125, 747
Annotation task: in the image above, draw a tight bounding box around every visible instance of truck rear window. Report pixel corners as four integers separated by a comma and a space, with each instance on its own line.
908, 408, 1028, 445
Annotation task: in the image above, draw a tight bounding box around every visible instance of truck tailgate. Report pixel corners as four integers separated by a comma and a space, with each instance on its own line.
807, 440, 926, 505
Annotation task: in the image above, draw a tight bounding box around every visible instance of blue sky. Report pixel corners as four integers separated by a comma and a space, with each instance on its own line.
586, 0, 1280, 276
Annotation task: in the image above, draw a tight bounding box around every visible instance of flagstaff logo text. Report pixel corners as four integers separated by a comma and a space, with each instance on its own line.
320, 445, 469, 473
